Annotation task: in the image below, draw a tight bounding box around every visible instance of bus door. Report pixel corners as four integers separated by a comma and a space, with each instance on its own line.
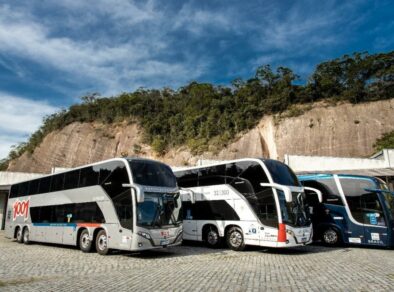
182, 201, 198, 240
338, 177, 389, 246
362, 192, 390, 246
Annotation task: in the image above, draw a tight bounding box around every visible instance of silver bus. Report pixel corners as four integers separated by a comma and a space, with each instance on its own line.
174, 158, 322, 251
5, 158, 183, 255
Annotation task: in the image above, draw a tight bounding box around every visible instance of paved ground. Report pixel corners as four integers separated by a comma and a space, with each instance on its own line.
0, 232, 393, 291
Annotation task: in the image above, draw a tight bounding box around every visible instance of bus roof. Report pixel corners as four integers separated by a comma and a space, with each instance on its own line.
298, 173, 379, 182
10, 157, 168, 186
172, 157, 276, 172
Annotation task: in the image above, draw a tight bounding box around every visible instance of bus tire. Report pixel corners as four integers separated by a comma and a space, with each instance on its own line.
204, 226, 221, 248
226, 227, 245, 251
79, 229, 93, 253
322, 227, 341, 246
16, 227, 23, 243
96, 230, 109, 255
23, 227, 30, 244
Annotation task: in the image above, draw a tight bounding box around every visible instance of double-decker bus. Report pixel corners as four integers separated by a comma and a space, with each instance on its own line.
173, 158, 322, 251
299, 174, 394, 247
5, 158, 183, 255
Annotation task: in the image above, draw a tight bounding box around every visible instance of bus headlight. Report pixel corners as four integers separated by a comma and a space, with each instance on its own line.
286, 229, 295, 237
137, 231, 151, 240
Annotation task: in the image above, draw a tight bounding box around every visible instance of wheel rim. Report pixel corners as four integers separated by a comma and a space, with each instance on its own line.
323, 229, 338, 244
23, 230, 29, 242
229, 231, 243, 247
97, 234, 107, 251
207, 231, 218, 245
81, 233, 90, 249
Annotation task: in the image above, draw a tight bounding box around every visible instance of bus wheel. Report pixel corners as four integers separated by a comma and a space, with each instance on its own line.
16, 227, 23, 243
23, 228, 30, 244
79, 229, 92, 253
322, 228, 341, 246
226, 227, 245, 251
204, 227, 221, 248
96, 230, 109, 255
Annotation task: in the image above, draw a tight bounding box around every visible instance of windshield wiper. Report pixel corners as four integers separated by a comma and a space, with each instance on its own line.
152, 205, 163, 227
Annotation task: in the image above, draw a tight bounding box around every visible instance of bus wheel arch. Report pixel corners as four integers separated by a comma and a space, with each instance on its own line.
225, 225, 245, 251
202, 224, 221, 248
78, 228, 93, 253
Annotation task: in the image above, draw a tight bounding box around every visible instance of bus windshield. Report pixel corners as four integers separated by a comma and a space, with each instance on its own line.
263, 159, 300, 186
375, 178, 394, 221
129, 160, 177, 188
278, 191, 310, 227
137, 192, 182, 228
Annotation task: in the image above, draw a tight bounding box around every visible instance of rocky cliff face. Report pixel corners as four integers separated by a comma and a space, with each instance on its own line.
7, 99, 394, 173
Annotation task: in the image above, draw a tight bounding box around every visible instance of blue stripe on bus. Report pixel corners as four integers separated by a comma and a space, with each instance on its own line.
298, 174, 375, 182
298, 174, 333, 181
32, 223, 77, 227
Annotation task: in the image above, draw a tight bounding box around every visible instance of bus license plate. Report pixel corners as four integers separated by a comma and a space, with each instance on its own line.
160, 239, 169, 246
301, 237, 307, 243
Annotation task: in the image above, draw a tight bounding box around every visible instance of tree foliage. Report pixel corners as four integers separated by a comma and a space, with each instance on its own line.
374, 131, 394, 152
1, 51, 393, 167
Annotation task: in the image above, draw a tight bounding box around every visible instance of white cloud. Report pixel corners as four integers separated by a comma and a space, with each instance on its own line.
0, 3, 207, 96
0, 92, 58, 159
173, 3, 237, 35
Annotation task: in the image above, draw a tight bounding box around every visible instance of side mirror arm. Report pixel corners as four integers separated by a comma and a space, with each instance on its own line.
122, 183, 144, 203
260, 183, 292, 202
180, 188, 195, 204
304, 186, 323, 203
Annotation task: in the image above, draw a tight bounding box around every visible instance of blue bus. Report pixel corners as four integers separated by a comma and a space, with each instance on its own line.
298, 174, 394, 247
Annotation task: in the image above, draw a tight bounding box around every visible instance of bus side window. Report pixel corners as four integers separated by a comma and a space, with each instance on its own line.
18, 182, 29, 197
314, 179, 343, 206
39, 177, 52, 194
79, 166, 99, 188
64, 170, 80, 190
51, 174, 65, 192
198, 165, 226, 187
99, 162, 129, 198
176, 169, 198, 188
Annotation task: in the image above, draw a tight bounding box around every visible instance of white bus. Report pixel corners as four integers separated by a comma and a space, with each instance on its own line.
5, 158, 183, 255
174, 158, 322, 251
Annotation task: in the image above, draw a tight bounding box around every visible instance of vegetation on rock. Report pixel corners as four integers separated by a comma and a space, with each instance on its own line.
374, 131, 394, 152
1, 51, 393, 170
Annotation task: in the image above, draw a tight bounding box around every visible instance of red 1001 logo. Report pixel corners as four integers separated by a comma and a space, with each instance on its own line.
13, 198, 30, 221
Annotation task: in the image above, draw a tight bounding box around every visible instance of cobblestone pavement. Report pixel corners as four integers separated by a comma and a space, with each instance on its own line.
0, 232, 393, 291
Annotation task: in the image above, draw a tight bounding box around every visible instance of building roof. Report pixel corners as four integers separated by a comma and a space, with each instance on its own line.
0, 171, 44, 190
285, 149, 394, 176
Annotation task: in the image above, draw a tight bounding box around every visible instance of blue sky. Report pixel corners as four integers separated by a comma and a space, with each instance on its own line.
0, 0, 393, 160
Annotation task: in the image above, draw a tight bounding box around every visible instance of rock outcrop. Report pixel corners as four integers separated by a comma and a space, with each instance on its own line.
7, 99, 394, 173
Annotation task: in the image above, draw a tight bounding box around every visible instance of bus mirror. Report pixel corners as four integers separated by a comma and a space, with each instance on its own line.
122, 184, 144, 203
180, 188, 195, 204
134, 188, 144, 203
304, 187, 323, 203
260, 183, 292, 202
